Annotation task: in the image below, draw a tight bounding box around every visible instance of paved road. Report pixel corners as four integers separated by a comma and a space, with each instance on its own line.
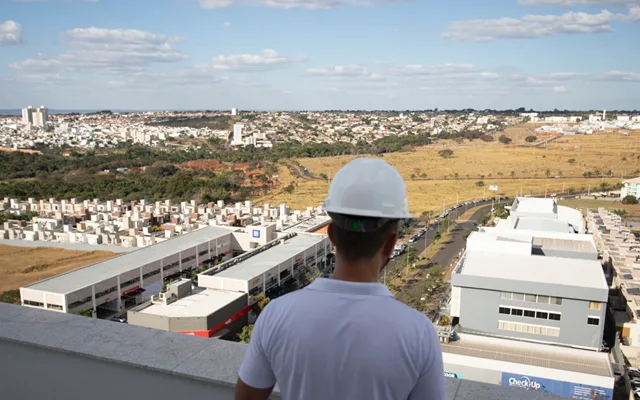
391, 201, 503, 302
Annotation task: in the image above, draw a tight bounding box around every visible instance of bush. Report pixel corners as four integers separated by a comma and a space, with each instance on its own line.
525, 136, 537, 143
475, 180, 485, 187
568, 158, 576, 164
438, 149, 454, 158
480, 135, 494, 142
498, 135, 512, 145
622, 195, 639, 205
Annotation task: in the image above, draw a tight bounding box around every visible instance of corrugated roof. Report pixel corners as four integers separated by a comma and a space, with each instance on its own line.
213, 234, 325, 281
532, 237, 597, 253
24, 226, 234, 294
442, 334, 612, 377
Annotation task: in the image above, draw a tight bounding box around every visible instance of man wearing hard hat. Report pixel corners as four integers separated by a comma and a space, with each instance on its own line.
235, 158, 445, 400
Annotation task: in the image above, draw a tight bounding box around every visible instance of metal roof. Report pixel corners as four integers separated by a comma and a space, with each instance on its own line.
532, 237, 597, 253
24, 226, 234, 294
459, 250, 607, 290
513, 197, 557, 214
136, 289, 245, 318
213, 234, 325, 281
442, 334, 612, 378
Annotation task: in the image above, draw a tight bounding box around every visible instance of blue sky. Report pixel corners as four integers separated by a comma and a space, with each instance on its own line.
1, 0, 639, 110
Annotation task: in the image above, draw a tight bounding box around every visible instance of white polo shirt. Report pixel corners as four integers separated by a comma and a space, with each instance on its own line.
238, 278, 446, 400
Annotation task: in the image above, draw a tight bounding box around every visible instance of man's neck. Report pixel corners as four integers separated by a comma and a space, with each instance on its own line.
331, 258, 380, 283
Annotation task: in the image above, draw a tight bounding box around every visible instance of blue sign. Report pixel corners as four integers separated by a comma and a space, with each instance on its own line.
501, 372, 612, 400
252, 230, 260, 238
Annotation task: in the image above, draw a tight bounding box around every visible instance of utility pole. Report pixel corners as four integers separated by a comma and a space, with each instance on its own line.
588, 184, 591, 196
442, 199, 445, 215
562, 182, 564, 193
483, 187, 486, 200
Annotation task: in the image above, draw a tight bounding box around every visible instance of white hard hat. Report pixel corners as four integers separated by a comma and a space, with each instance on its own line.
323, 158, 411, 220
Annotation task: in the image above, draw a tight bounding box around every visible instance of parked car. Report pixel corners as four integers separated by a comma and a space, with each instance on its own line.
111, 315, 127, 323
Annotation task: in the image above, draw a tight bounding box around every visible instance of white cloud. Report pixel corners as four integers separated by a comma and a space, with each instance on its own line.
222, 21, 232, 27
518, 0, 640, 6
390, 63, 477, 75
198, 0, 397, 9
302, 65, 384, 80
442, 9, 638, 41
0, 20, 23, 46
601, 70, 640, 81
552, 85, 568, 92
549, 72, 590, 79
210, 49, 306, 70
11, 27, 186, 73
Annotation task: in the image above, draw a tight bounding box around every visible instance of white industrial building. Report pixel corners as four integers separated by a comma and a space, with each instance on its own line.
199, 233, 331, 304
20, 226, 237, 315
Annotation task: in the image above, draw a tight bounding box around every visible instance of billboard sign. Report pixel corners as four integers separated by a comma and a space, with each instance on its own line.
252, 229, 260, 238
489, 185, 499, 191
501, 373, 612, 400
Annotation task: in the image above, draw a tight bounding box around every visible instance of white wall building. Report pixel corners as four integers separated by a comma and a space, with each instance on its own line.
231, 123, 244, 145
231, 108, 238, 116
22, 106, 34, 125
32, 106, 48, 127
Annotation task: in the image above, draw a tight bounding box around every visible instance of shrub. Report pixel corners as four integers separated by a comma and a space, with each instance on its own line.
622, 195, 639, 205
525, 136, 537, 143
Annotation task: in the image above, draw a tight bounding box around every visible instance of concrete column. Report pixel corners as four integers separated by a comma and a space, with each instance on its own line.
116, 275, 122, 311
179, 251, 182, 273
62, 294, 68, 313
215, 239, 218, 256
196, 244, 199, 266
139, 267, 143, 288
262, 272, 266, 294
43, 291, 48, 310
208, 241, 211, 260
91, 285, 97, 319
277, 264, 281, 285
160, 259, 164, 281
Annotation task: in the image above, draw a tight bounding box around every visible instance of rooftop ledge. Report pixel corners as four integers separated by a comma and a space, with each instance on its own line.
0, 302, 563, 400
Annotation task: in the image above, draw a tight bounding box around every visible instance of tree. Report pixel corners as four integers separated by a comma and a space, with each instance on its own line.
475, 180, 485, 187
319, 173, 328, 180
545, 169, 551, 178
433, 231, 442, 242
498, 135, 512, 145
438, 149, 454, 158
525, 136, 537, 143
612, 209, 628, 217
283, 183, 295, 194
622, 195, 639, 205
510, 171, 516, 178
238, 324, 254, 344
399, 246, 419, 272
568, 158, 576, 164
0, 290, 20, 304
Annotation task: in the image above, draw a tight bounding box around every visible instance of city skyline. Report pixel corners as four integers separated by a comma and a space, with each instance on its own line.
1, 0, 640, 110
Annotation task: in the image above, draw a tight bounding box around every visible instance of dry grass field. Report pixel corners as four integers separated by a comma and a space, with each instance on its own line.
558, 199, 640, 219
0, 245, 116, 293
254, 130, 640, 215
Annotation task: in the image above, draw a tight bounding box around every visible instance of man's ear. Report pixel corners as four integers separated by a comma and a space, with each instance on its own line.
327, 222, 336, 246
381, 231, 397, 259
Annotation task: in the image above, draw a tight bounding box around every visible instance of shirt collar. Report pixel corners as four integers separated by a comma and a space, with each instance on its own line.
307, 277, 393, 297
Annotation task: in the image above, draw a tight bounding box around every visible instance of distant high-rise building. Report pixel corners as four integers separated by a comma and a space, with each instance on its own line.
232, 123, 244, 145
32, 106, 48, 127
21, 106, 34, 125
602, 110, 606, 121
231, 108, 238, 116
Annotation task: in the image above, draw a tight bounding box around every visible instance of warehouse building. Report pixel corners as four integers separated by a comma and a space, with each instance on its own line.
128, 279, 249, 338
499, 197, 585, 233
20, 226, 236, 315
441, 333, 614, 400
451, 228, 608, 350
127, 232, 332, 337
199, 232, 332, 304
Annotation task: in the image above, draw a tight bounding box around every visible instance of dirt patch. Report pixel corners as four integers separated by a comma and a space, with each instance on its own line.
0, 245, 116, 293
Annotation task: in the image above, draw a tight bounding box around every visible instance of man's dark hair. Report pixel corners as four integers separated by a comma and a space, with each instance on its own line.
330, 217, 398, 261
